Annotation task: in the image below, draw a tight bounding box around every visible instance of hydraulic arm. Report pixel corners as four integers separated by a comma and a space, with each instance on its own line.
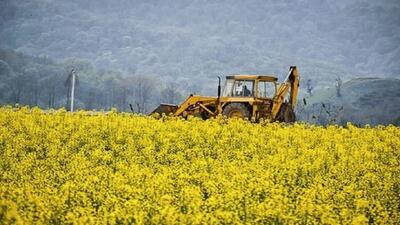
271, 66, 300, 117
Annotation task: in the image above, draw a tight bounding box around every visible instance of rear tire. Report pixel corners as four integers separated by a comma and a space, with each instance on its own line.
277, 103, 296, 123
223, 103, 250, 119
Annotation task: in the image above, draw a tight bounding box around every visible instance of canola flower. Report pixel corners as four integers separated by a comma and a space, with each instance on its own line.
0, 106, 399, 224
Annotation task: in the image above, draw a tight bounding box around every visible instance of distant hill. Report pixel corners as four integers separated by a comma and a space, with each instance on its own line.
298, 78, 400, 125
1, 0, 399, 94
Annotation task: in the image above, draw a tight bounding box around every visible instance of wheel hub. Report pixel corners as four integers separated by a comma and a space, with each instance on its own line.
229, 110, 244, 118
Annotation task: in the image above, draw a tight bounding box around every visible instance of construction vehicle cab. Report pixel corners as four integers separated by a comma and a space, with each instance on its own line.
150, 66, 299, 123
222, 75, 277, 98
219, 75, 279, 120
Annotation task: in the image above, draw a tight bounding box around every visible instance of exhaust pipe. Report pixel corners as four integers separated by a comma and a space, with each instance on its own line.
217, 76, 221, 101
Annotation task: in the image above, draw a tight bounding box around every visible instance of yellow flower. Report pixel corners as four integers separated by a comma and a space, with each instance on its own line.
0, 106, 399, 224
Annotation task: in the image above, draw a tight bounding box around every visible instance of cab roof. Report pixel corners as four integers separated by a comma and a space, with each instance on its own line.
226, 74, 278, 82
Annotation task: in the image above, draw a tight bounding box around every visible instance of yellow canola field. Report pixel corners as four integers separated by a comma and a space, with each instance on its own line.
0, 107, 399, 224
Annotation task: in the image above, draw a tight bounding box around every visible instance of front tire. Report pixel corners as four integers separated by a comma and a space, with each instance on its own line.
223, 103, 250, 119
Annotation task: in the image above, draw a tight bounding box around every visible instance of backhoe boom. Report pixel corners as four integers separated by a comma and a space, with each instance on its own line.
271, 66, 299, 118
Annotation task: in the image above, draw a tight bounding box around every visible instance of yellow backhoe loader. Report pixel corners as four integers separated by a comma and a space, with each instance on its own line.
150, 66, 299, 122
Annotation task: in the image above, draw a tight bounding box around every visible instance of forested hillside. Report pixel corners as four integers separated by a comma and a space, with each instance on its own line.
0, 0, 399, 112
298, 78, 400, 125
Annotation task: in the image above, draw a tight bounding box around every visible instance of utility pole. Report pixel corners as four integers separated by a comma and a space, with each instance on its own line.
70, 69, 76, 112
65, 68, 78, 112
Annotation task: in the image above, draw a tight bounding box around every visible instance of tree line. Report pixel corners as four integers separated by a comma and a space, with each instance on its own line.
0, 49, 183, 113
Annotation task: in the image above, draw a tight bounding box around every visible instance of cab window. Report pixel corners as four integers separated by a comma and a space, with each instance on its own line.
223, 79, 254, 97
232, 80, 254, 97
222, 79, 234, 96
258, 81, 276, 98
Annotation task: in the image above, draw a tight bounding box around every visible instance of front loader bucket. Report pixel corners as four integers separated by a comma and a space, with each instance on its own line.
149, 103, 178, 115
